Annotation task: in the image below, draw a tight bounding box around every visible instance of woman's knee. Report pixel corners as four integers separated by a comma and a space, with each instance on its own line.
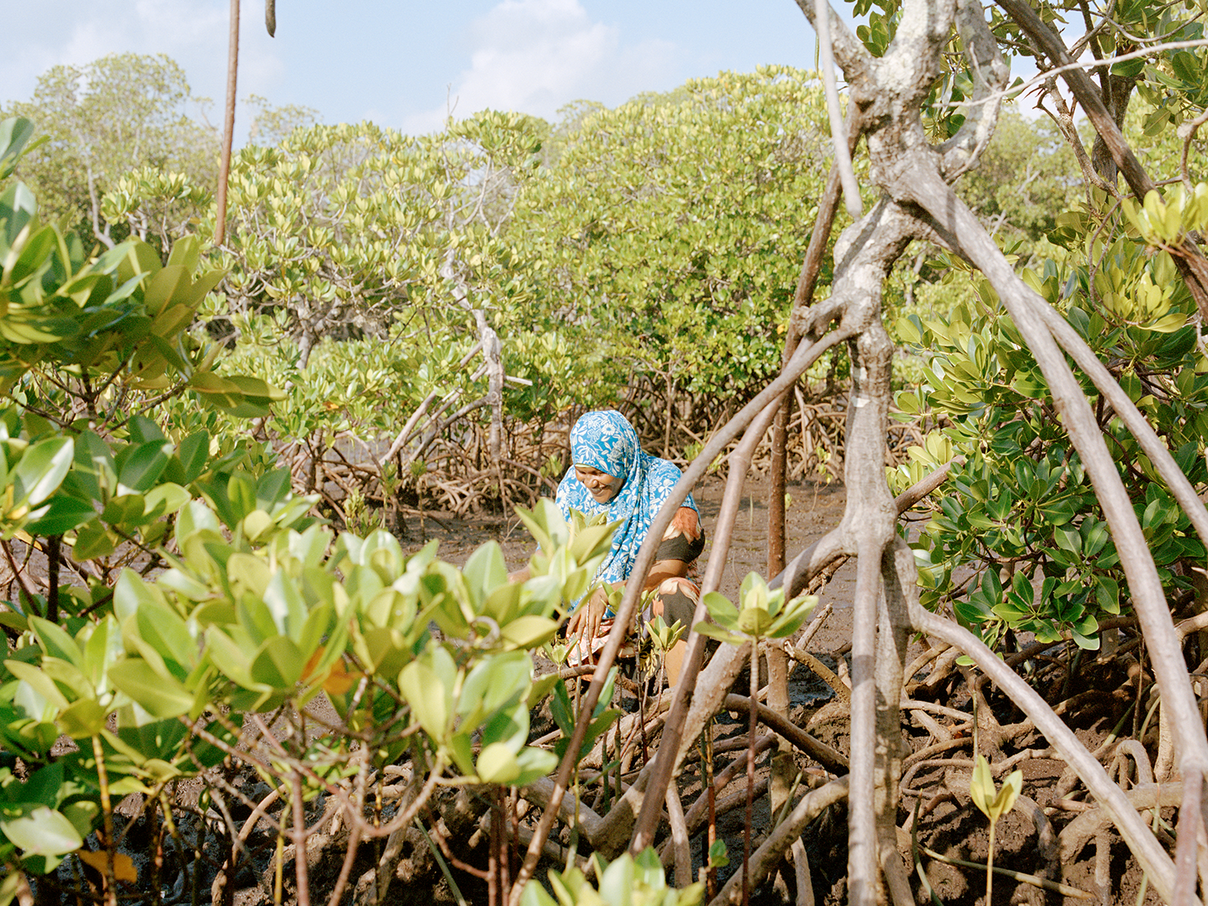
653, 577, 698, 629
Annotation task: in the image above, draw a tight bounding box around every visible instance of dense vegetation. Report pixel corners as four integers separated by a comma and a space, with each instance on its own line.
2, 0, 1208, 902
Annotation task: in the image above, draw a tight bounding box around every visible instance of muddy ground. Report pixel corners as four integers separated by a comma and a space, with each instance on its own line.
391, 474, 1161, 905
407, 474, 856, 648
29, 473, 1159, 905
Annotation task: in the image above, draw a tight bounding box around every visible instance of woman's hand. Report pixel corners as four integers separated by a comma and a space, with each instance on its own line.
567, 586, 609, 642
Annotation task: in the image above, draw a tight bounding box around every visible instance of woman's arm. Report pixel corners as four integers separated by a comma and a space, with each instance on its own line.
563, 505, 704, 640
644, 557, 690, 589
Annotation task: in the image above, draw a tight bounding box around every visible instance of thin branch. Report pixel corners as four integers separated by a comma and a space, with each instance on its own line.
1180, 107, 1208, 191
214, 0, 240, 247
995, 0, 1208, 320
710, 778, 850, 906
939, 0, 1012, 180
625, 329, 853, 855
910, 604, 1184, 904
815, 0, 862, 220
772, 457, 962, 599
770, 110, 863, 576
940, 36, 1208, 116
720, 694, 848, 771
665, 786, 691, 888
792, 0, 869, 78
1031, 305, 1208, 552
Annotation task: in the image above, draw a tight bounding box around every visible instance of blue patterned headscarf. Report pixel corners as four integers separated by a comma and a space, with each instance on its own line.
555, 410, 699, 589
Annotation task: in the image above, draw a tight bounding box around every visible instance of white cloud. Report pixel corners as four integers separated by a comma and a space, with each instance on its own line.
402, 0, 678, 134
3, 0, 282, 124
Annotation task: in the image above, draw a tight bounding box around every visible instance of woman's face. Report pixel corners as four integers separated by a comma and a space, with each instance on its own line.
574, 465, 619, 503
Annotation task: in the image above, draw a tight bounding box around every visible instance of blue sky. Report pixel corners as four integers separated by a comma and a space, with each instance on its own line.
7, 0, 821, 139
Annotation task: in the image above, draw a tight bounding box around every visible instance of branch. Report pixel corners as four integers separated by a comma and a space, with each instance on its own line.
720, 694, 848, 771
381, 342, 490, 465
892, 456, 964, 512
846, 515, 888, 906
910, 604, 1186, 904
1180, 108, 1208, 191
995, 0, 1208, 320
770, 110, 864, 575
702, 395, 788, 596
1030, 305, 1208, 553
710, 777, 850, 906
589, 642, 753, 860
215, 0, 240, 248
939, 0, 1011, 180
816, 0, 862, 220
996, 0, 1151, 196
900, 159, 1208, 797
771, 456, 962, 600
792, 0, 868, 79
876, 539, 917, 906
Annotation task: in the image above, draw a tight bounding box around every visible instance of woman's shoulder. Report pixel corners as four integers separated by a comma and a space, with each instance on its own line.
645, 455, 703, 518
646, 455, 683, 484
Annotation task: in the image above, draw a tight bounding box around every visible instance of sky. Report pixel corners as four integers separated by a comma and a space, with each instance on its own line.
6, 0, 822, 140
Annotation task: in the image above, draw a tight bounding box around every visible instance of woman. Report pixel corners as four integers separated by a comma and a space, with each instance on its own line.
554, 410, 705, 679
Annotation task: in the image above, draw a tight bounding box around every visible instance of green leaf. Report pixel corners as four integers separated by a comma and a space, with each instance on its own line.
475, 742, 521, 783
691, 622, 743, 645
398, 646, 456, 743
970, 754, 1023, 822
57, 699, 108, 738
511, 747, 558, 786
1110, 57, 1145, 78
13, 437, 73, 508
514, 499, 562, 554
2, 807, 83, 856
127, 416, 166, 444
261, 569, 306, 638
174, 431, 210, 483
116, 440, 171, 493
249, 636, 305, 689
462, 541, 508, 608
101, 493, 147, 526
701, 591, 738, 629
549, 679, 574, 736
708, 838, 730, 868
24, 495, 95, 535
500, 615, 558, 649
28, 616, 82, 664
227, 472, 256, 523
142, 482, 190, 519
108, 660, 196, 719
457, 652, 530, 727
0, 117, 36, 179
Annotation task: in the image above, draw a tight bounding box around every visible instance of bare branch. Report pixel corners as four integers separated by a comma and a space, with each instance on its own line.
792, 0, 869, 77
816, 0, 863, 220
711, 778, 850, 905
939, 0, 1011, 180
911, 604, 1184, 903
995, 0, 1208, 320
215, 0, 239, 248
